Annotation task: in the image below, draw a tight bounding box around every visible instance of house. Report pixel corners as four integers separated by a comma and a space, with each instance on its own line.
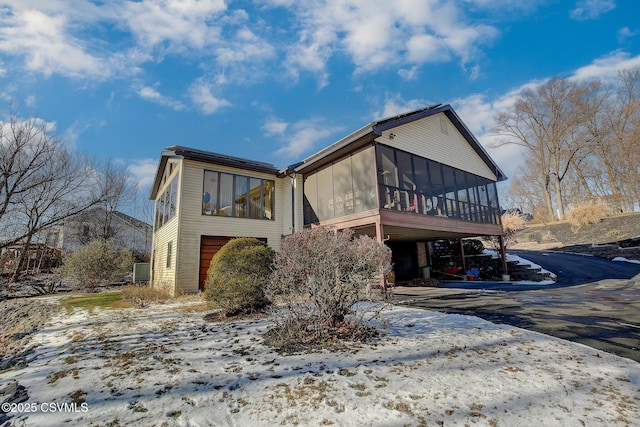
48, 207, 153, 256
149, 104, 507, 295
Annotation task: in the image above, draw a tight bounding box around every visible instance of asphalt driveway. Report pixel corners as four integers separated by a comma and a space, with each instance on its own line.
393, 251, 640, 362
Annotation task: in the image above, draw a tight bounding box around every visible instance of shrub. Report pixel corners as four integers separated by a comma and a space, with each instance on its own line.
266, 227, 392, 351
121, 285, 173, 308
203, 238, 275, 316
62, 239, 134, 289
565, 202, 608, 231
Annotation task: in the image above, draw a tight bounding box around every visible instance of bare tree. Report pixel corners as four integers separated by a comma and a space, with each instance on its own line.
0, 113, 57, 227
576, 79, 628, 211
0, 111, 102, 280
495, 78, 592, 220
610, 68, 640, 210
496, 68, 640, 220
507, 158, 555, 221
71, 159, 139, 247
494, 86, 554, 219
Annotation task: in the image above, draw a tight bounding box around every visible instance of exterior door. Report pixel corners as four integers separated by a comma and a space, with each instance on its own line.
199, 236, 232, 290
199, 236, 268, 290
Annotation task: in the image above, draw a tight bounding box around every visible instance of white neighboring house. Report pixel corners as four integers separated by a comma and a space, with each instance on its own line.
48, 207, 152, 255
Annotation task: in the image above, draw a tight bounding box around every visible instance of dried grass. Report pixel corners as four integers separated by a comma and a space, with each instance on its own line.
501, 213, 526, 234
121, 285, 173, 308
565, 202, 608, 231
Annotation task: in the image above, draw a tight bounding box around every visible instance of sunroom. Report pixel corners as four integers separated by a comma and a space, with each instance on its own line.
295, 104, 507, 282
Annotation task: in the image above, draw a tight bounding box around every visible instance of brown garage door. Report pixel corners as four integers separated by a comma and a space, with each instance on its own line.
199, 236, 267, 290
199, 236, 232, 290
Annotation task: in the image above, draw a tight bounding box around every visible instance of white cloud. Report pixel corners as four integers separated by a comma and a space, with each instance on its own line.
262, 118, 289, 136
0, 0, 229, 82
282, 0, 499, 85
398, 66, 419, 81
214, 27, 276, 71
188, 80, 231, 115
122, 0, 226, 50
0, 0, 503, 104
570, 0, 615, 21
374, 94, 433, 120
284, 37, 332, 88
571, 51, 640, 82
25, 95, 36, 108
0, 9, 106, 78
406, 34, 449, 63
127, 158, 158, 189
274, 119, 343, 158
138, 85, 186, 111
617, 27, 638, 43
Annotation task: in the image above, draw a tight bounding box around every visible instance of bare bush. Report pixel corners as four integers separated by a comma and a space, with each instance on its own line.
266, 227, 391, 351
61, 239, 134, 289
565, 202, 608, 231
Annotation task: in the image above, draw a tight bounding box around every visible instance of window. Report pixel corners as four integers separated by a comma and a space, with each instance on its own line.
377, 145, 398, 188
264, 180, 275, 220
166, 241, 173, 269
202, 170, 275, 220
303, 146, 376, 224
249, 178, 262, 219
375, 144, 501, 224
351, 147, 376, 212
303, 173, 318, 224
234, 176, 248, 218
155, 173, 179, 230
203, 170, 218, 215
219, 173, 233, 216
332, 156, 353, 217
316, 165, 334, 221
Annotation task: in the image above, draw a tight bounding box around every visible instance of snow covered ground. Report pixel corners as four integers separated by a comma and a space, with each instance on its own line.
2, 298, 639, 426
613, 257, 640, 265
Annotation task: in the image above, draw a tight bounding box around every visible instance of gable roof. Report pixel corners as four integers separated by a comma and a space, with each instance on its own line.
150, 146, 280, 199
61, 207, 151, 230
294, 104, 507, 182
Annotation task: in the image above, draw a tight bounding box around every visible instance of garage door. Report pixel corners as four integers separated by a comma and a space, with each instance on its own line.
199, 236, 268, 290
199, 236, 232, 290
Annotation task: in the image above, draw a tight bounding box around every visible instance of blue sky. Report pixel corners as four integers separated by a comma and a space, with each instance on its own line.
0, 0, 638, 197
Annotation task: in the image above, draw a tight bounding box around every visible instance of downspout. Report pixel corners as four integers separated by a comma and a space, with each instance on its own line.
291, 173, 296, 234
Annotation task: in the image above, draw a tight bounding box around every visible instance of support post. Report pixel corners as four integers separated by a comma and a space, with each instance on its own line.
375, 221, 384, 243
499, 235, 508, 274
375, 220, 388, 291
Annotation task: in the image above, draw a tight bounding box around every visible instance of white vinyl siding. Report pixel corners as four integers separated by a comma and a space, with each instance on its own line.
377, 112, 498, 181
280, 177, 293, 236
150, 166, 181, 294
173, 159, 285, 293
